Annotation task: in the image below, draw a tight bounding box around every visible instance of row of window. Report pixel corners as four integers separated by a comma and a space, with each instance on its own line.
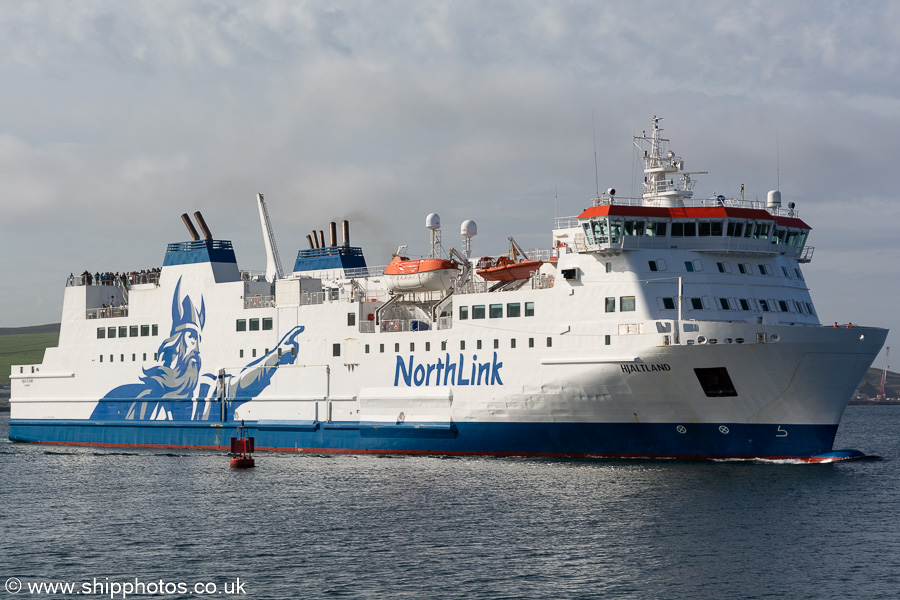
583, 218, 808, 247
97, 324, 158, 339
656, 296, 816, 315
649, 259, 804, 280
459, 302, 535, 320
236, 318, 273, 332
99, 352, 157, 362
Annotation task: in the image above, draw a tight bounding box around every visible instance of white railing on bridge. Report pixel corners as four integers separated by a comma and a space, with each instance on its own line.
86, 307, 128, 319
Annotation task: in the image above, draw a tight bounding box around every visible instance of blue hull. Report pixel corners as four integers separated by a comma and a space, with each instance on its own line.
8, 419, 839, 459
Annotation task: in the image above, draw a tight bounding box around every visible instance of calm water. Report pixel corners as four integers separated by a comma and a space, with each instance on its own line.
1, 407, 899, 600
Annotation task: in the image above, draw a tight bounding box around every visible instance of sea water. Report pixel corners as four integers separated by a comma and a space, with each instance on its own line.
1, 406, 898, 599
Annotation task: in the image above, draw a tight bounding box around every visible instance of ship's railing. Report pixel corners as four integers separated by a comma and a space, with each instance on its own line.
554, 216, 581, 229
240, 270, 267, 282
573, 233, 809, 257
798, 246, 815, 263
67, 271, 160, 287
244, 295, 275, 309
526, 248, 555, 262
344, 265, 387, 279
86, 307, 128, 319
300, 291, 326, 305
582, 195, 801, 217
380, 319, 433, 333
359, 320, 376, 333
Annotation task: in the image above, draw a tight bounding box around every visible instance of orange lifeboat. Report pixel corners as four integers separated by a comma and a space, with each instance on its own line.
476, 256, 543, 282
475, 236, 543, 282
384, 255, 459, 292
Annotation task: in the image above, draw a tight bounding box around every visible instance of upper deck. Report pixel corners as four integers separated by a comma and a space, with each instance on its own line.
555, 195, 813, 262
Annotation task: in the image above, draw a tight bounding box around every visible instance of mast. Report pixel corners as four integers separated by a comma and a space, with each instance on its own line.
634, 116, 705, 208
257, 193, 284, 282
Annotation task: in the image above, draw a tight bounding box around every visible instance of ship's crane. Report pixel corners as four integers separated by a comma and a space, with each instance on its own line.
257, 193, 284, 282
879, 346, 890, 400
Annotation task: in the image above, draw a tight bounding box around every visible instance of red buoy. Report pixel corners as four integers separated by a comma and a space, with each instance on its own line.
230, 420, 256, 468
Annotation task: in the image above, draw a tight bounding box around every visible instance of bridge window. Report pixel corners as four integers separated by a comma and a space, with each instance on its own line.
119, 326, 127, 337
472, 305, 485, 319
605, 297, 615, 313
624, 220, 645, 235
347, 313, 356, 326
263, 317, 273, 331
525, 302, 535, 317
609, 220, 623, 244
507, 303, 521, 317
130, 325, 138, 337
459, 306, 468, 320
249, 319, 260, 331
236, 319, 246, 332
620, 296, 636, 312
97, 327, 105, 339
646, 222, 667, 236
489, 304, 503, 318
141, 325, 149, 336
727, 222, 744, 237
107, 327, 116, 338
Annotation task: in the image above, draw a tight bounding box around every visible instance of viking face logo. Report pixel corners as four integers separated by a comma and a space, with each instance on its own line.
150, 277, 206, 397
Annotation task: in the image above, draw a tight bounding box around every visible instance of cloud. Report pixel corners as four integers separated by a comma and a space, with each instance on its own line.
0, 0, 898, 359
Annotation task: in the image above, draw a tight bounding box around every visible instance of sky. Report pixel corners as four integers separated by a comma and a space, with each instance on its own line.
0, 0, 897, 366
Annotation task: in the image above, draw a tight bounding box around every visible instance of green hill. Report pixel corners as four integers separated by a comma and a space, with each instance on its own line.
1, 328, 61, 387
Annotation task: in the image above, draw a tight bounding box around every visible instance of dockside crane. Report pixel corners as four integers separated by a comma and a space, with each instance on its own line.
879, 346, 890, 400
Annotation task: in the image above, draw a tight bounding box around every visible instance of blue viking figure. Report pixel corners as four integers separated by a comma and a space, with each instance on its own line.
92, 277, 303, 421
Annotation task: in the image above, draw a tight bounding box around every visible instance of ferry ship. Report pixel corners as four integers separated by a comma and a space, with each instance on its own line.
9, 117, 888, 460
